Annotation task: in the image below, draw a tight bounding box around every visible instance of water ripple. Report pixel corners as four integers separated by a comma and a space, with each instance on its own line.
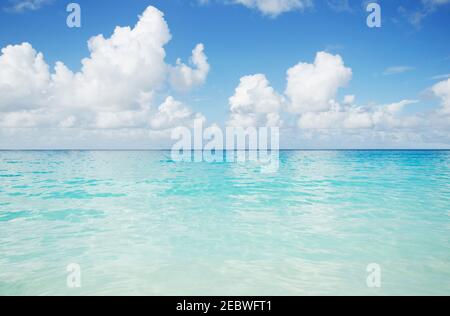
0, 150, 449, 295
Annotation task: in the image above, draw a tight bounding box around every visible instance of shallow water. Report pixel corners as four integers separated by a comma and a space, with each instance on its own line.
0, 150, 449, 295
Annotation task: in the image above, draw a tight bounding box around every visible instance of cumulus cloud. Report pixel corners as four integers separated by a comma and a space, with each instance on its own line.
150, 96, 205, 130
226, 51, 450, 148
0, 6, 207, 135
227, 52, 353, 128
0, 43, 50, 112
169, 43, 210, 91
228, 74, 284, 127
54, 6, 172, 112
285, 52, 352, 113
232, 0, 313, 17
226, 52, 353, 128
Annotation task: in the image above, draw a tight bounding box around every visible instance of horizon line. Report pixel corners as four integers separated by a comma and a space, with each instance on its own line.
1, 149, 450, 151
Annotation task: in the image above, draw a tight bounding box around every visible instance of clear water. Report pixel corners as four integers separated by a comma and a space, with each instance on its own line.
0, 150, 449, 296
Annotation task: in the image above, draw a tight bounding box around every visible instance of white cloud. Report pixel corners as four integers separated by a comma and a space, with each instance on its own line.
0, 43, 50, 112
285, 52, 352, 113
53, 6, 172, 112
400, 0, 450, 28
326, 0, 352, 12
343, 95, 355, 105
383, 66, 414, 76
423, 0, 450, 7
225, 52, 450, 148
4, 0, 53, 13
0, 6, 207, 135
150, 96, 205, 130
233, 0, 313, 16
228, 74, 283, 127
2, 4, 450, 149
430, 74, 450, 81
384, 99, 417, 114
297, 99, 419, 130
169, 43, 210, 91
298, 105, 371, 130
227, 52, 354, 128
432, 78, 450, 114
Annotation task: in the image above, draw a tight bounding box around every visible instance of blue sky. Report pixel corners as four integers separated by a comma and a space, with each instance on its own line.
0, 0, 449, 148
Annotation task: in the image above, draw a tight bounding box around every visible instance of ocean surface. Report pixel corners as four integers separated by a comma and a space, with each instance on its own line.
0, 150, 449, 296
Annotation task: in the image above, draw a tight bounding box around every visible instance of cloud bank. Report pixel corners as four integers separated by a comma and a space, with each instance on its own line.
0, 6, 209, 141
1, 5, 450, 149
227, 51, 450, 148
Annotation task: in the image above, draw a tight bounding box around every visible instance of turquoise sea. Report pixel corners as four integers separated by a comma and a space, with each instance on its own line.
0, 150, 449, 295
